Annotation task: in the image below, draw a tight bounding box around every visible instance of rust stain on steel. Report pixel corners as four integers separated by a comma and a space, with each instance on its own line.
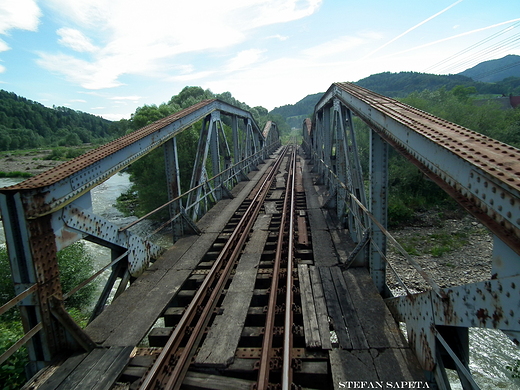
336, 82, 520, 192
304, 118, 312, 137
1, 100, 216, 191
476, 308, 490, 326
435, 289, 458, 325
335, 82, 520, 254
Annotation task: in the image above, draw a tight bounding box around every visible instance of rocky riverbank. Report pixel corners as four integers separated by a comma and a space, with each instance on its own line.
0, 150, 63, 176
387, 210, 492, 295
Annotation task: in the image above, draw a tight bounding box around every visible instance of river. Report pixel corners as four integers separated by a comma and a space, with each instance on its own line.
0, 175, 519, 388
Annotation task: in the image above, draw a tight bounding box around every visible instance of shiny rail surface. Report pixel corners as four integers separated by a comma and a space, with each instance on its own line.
256, 146, 298, 389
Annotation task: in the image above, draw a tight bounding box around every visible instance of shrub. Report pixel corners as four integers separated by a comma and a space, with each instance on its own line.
0, 242, 97, 387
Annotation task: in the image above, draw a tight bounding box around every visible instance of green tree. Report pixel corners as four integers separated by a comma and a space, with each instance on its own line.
451, 85, 477, 102
118, 87, 276, 220
0, 242, 97, 388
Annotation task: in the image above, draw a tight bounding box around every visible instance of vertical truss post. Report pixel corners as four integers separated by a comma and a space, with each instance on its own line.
312, 112, 322, 176
210, 113, 222, 201
246, 119, 259, 169
164, 137, 184, 241
0, 193, 80, 375
232, 115, 241, 178
491, 235, 520, 343
188, 115, 212, 220
369, 130, 389, 294
322, 107, 332, 186
344, 107, 368, 243
332, 99, 348, 223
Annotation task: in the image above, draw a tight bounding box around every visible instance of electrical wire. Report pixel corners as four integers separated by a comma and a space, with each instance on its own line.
424, 21, 520, 74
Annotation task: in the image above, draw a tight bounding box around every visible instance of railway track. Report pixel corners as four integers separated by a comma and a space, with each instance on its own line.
116, 145, 330, 390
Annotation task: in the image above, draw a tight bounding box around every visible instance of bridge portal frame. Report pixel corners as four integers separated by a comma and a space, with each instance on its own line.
0, 99, 280, 375
305, 82, 520, 389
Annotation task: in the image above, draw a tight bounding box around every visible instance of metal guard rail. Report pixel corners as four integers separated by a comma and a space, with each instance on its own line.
0, 145, 278, 372
303, 139, 446, 298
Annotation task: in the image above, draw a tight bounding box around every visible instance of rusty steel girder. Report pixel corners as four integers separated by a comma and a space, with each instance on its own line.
308, 82, 520, 389
0, 99, 272, 374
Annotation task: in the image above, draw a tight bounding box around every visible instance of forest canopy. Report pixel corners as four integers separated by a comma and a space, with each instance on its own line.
0, 90, 129, 150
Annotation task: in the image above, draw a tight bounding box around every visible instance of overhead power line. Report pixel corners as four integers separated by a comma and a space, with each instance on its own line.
424, 21, 520, 74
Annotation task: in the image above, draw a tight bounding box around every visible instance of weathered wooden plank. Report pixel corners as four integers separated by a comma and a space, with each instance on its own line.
329, 267, 369, 350
53, 348, 108, 390
297, 264, 321, 348
370, 348, 425, 382
85, 233, 215, 346
342, 268, 407, 349
297, 212, 309, 245
76, 347, 133, 390
306, 211, 337, 267
183, 371, 253, 390
240, 326, 264, 337
85, 160, 273, 347
195, 217, 270, 367
120, 366, 147, 382
308, 265, 332, 350
36, 352, 88, 390
319, 267, 351, 349
148, 327, 172, 347
329, 349, 378, 383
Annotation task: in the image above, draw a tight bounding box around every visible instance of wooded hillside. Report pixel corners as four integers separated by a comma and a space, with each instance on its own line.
0, 90, 127, 150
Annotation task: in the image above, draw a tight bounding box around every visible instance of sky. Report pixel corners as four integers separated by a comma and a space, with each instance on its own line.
0, 0, 519, 121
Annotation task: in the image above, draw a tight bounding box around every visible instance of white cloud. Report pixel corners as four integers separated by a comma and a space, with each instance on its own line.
303, 36, 367, 58
363, 0, 464, 59
0, 39, 9, 53
108, 95, 142, 101
37, 0, 322, 90
100, 112, 131, 121
170, 70, 216, 82
57, 28, 98, 53
0, 0, 41, 35
0, 0, 41, 71
267, 34, 289, 41
226, 49, 265, 71
37, 52, 123, 89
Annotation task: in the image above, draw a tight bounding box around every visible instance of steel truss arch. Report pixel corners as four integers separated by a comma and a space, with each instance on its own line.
0, 99, 278, 374
305, 82, 520, 389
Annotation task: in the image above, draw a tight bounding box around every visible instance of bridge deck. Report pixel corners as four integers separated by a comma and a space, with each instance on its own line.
25, 155, 424, 389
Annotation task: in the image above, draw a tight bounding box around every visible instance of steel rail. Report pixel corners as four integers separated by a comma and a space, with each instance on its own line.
257, 145, 298, 390
139, 146, 289, 390
282, 146, 297, 390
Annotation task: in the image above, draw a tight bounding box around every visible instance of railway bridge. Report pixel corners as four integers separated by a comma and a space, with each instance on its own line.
1, 84, 519, 389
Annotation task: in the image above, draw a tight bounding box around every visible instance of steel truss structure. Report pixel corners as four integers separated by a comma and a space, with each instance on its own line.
304, 82, 520, 389
0, 99, 280, 374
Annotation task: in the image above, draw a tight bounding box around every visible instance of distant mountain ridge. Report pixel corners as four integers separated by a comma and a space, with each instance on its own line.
270, 54, 520, 124
459, 54, 520, 82
269, 93, 323, 128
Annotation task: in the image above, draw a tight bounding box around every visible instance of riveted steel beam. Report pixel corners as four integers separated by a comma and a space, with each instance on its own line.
309, 82, 520, 389
0, 98, 275, 373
